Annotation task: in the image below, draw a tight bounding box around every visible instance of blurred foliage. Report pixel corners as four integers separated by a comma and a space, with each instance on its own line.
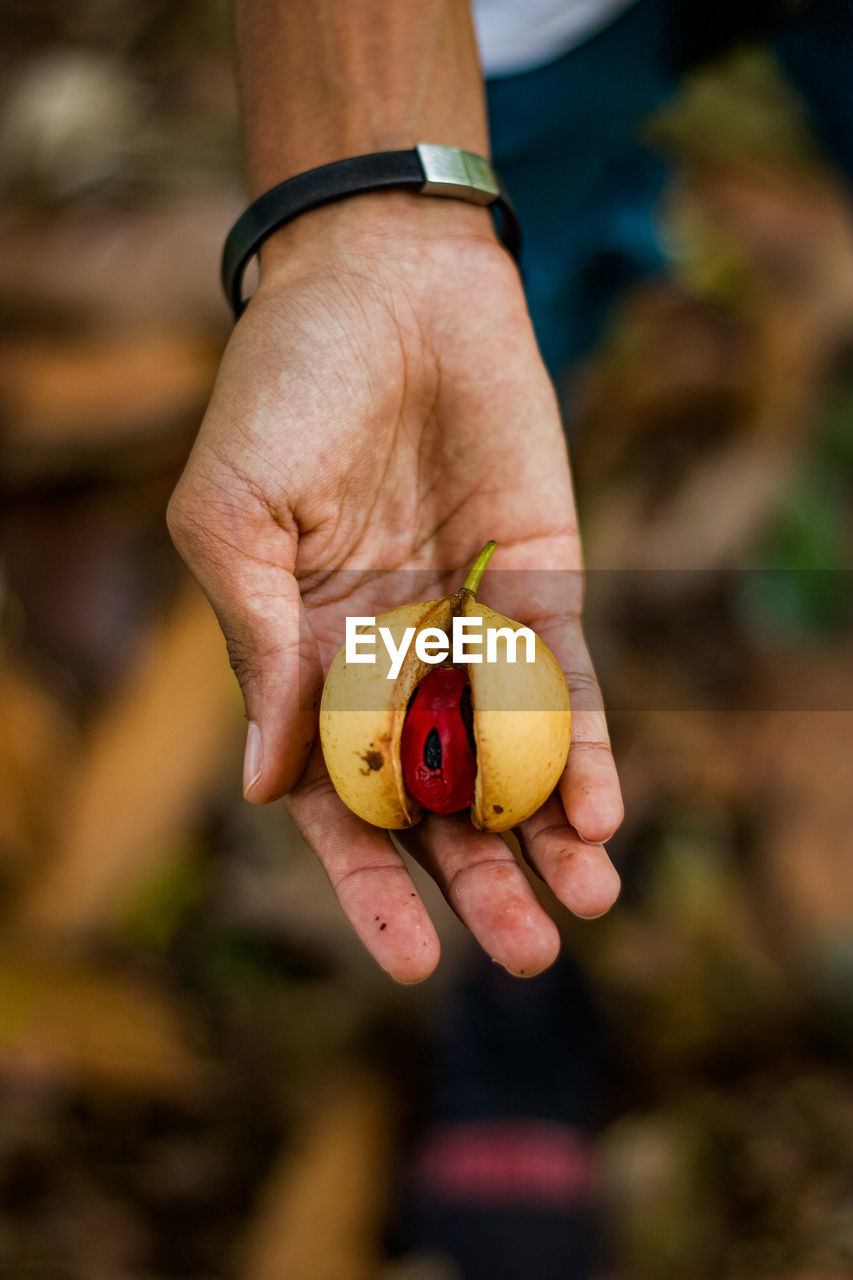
744, 366, 853, 636
650, 47, 822, 169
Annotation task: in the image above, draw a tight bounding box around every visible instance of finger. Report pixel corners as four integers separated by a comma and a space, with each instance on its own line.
287, 747, 440, 984
167, 470, 323, 804
398, 815, 560, 977
533, 611, 624, 844
517, 793, 621, 920
562, 714, 624, 844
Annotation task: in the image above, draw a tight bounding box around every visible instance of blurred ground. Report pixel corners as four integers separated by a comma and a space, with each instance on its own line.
1, 4, 852, 1278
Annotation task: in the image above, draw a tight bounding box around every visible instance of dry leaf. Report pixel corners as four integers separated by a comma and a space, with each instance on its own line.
239, 1071, 393, 1280
16, 581, 242, 935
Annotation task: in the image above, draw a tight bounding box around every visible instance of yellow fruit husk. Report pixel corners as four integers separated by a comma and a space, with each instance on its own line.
461, 598, 571, 832
319, 597, 451, 829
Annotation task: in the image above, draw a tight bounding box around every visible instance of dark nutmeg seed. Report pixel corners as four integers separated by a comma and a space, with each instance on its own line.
400, 667, 476, 815
423, 727, 442, 771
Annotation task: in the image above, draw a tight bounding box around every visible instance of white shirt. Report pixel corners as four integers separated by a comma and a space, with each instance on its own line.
473, 0, 640, 77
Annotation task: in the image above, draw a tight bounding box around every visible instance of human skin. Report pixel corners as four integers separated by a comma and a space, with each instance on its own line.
167, 0, 623, 982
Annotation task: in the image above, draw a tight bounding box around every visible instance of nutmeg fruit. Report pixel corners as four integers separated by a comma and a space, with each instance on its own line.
319, 542, 571, 832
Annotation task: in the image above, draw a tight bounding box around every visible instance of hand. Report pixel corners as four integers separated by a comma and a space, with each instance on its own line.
168, 197, 622, 982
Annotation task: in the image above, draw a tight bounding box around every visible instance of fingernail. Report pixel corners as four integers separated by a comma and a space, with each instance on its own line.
243, 721, 262, 797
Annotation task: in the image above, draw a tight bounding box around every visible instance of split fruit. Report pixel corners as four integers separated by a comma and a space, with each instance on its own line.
319, 542, 571, 832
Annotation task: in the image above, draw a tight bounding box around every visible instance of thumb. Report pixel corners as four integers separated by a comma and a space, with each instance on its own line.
167, 480, 323, 803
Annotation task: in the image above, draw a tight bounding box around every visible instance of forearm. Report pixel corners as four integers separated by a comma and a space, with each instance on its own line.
234, 0, 489, 195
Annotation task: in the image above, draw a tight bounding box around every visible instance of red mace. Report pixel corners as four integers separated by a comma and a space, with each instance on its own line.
400, 666, 477, 814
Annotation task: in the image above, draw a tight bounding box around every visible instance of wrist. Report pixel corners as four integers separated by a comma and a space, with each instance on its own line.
256, 186, 497, 280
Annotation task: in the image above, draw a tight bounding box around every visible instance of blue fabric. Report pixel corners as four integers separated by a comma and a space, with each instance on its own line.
487, 0, 853, 380
486, 0, 677, 376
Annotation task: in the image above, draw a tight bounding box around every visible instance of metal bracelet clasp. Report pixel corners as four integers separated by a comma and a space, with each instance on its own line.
416, 143, 499, 205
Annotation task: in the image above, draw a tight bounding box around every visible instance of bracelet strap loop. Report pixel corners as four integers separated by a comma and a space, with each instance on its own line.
221, 145, 521, 318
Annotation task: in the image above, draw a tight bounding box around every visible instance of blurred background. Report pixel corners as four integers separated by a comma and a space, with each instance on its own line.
0, 2, 852, 1277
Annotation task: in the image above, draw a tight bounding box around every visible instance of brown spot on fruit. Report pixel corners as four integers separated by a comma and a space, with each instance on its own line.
492, 804, 504, 814
379, 922, 387, 931
358, 750, 384, 774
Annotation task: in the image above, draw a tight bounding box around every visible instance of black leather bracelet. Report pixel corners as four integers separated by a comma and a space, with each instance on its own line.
221, 143, 522, 318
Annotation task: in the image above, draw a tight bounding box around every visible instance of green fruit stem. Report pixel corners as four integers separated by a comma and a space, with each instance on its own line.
462, 540, 497, 596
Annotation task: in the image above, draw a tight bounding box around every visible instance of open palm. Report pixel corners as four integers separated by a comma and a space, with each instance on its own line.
169, 224, 622, 980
